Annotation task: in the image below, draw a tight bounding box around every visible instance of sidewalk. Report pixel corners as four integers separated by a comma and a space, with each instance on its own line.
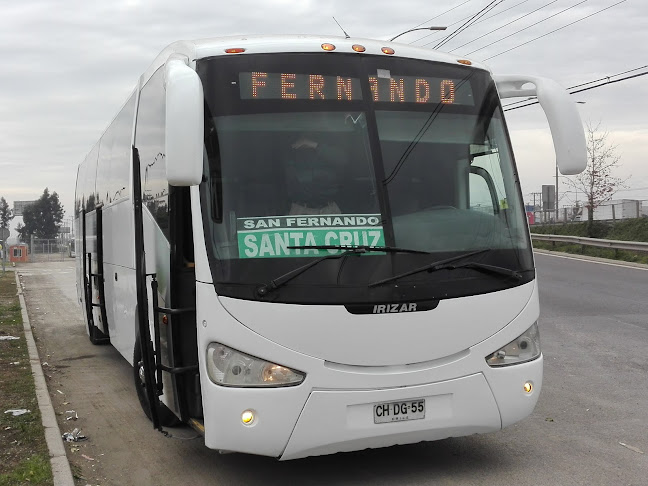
15, 271, 75, 486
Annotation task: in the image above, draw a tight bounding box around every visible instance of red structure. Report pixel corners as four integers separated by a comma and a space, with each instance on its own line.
9, 245, 29, 263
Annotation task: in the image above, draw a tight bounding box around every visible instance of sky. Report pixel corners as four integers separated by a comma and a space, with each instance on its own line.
1, 0, 646, 239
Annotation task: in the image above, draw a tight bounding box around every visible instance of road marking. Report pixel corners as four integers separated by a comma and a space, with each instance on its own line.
536, 252, 648, 271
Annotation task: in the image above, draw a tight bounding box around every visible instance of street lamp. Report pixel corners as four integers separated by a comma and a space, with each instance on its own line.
390, 26, 447, 42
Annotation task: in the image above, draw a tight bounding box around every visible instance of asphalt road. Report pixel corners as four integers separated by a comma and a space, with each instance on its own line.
18, 253, 648, 486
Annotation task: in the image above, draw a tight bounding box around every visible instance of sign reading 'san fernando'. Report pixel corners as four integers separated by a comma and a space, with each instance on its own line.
237, 214, 385, 258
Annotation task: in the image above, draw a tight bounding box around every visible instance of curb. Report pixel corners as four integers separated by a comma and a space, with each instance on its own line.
533, 248, 648, 269
15, 271, 75, 486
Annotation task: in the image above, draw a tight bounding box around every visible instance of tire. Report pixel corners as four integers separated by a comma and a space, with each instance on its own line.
133, 337, 180, 427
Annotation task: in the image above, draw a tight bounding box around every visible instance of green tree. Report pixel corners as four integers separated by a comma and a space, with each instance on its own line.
16, 188, 65, 241
0, 196, 13, 230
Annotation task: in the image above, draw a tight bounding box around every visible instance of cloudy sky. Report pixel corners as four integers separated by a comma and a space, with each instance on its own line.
1, 0, 646, 235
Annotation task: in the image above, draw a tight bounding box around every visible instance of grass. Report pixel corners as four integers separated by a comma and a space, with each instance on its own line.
0, 456, 51, 486
0, 270, 53, 486
531, 219, 648, 264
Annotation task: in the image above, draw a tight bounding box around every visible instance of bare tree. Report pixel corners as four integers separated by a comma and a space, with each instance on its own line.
572, 121, 626, 235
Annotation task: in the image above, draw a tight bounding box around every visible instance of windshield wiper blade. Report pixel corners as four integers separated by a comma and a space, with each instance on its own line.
256, 245, 430, 297
256, 247, 367, 297
369, 249, 489, 287
287, 245, 431, 255
430, 261, 522, 280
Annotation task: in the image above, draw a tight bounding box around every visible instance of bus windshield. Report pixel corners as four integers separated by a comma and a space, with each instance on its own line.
198, 53, 533, 304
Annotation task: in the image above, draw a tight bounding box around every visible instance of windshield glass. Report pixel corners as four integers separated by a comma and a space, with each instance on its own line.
198, 53, 533, 304
209, 111, 382, 260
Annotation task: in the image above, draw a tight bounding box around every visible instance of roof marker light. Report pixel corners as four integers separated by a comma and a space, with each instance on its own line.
321, 43, 336, 51
457, 59, 472, 65
381, 47, 395, 55
352, 44, 366, 53
225, 48, 246, 54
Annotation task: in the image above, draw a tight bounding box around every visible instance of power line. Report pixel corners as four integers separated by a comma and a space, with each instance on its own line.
409, 0, 473, 30
434, 1, 504, 50
449, 0, 559, 52
503, 69, 648, 111
412, 0, 532, 46
434, 0, 503, 50
482, 0, 628, 60
568, 64, 648, 91
464, 0, 591, 56
503, 64, 648, 109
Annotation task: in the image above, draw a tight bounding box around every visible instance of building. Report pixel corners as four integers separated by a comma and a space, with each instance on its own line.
581, 199, 645, 221
9, 244, 29, 263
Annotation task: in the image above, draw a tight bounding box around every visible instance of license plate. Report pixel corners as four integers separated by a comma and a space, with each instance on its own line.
373, 399, 425, 424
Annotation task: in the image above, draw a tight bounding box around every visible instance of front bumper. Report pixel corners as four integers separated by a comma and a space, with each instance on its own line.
281, 372, 499, 460
201, 357, 542, 459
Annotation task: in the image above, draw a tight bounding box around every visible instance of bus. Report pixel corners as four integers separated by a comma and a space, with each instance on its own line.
74, 35, 586, 460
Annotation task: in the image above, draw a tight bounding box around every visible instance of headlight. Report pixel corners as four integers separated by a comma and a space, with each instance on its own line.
206, 343, 305, 387
485, 322, 541, 367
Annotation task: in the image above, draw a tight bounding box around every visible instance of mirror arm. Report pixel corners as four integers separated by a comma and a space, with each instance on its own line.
494, 74, 587, 175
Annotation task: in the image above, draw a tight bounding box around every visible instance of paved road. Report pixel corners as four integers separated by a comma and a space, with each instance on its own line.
18, 253, 648, 486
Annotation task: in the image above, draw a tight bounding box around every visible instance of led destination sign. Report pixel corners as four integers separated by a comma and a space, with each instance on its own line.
239, 72, 363, 101
368, 74, 473, 105
239, 72, 474, 105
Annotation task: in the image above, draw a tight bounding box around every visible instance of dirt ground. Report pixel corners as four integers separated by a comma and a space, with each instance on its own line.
16, 262, 201, 486
15, 258, 648, 486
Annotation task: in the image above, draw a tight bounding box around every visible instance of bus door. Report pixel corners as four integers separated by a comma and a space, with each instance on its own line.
132, 164, 200, 426
81, 207, 110, 345
166, 186, 201, 420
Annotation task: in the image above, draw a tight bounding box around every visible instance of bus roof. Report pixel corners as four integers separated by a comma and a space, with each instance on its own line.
141, 34, 488, 86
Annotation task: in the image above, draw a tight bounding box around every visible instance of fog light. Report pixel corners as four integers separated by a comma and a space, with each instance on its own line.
241, 410, 255, 425
523, 382, 533, 393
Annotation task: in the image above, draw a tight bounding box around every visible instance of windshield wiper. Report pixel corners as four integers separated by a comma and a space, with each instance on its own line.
429, 261, 522, 280
369, 249, 490, 287
287, 245, 431, 255
256, 245, 430, 297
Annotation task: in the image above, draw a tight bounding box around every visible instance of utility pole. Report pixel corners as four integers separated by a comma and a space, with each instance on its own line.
0, 228, 9, 274
532, 192, 542, 223
555, 164, 559, 222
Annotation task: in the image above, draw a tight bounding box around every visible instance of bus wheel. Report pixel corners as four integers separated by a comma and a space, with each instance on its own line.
133, 337, 180, 427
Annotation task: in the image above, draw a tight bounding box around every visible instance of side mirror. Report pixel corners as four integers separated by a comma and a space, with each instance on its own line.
165, 58, 204, 186
494, 75, 587, 175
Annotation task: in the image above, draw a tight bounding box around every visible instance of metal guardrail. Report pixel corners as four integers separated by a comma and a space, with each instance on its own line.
530, 234, 648, 252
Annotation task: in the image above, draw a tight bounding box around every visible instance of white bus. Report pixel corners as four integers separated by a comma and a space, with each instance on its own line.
75, 35, 586, 460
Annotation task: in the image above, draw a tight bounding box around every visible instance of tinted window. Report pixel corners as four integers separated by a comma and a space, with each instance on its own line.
96, 124, 114, 205
135, 68, 168, 239
84, 143, 100, 212
111, 92, 136, 202
198, 54, 533, 304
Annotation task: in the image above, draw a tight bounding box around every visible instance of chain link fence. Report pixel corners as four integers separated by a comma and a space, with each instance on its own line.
529, 199, 648, 225
26, 237, 73, 262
